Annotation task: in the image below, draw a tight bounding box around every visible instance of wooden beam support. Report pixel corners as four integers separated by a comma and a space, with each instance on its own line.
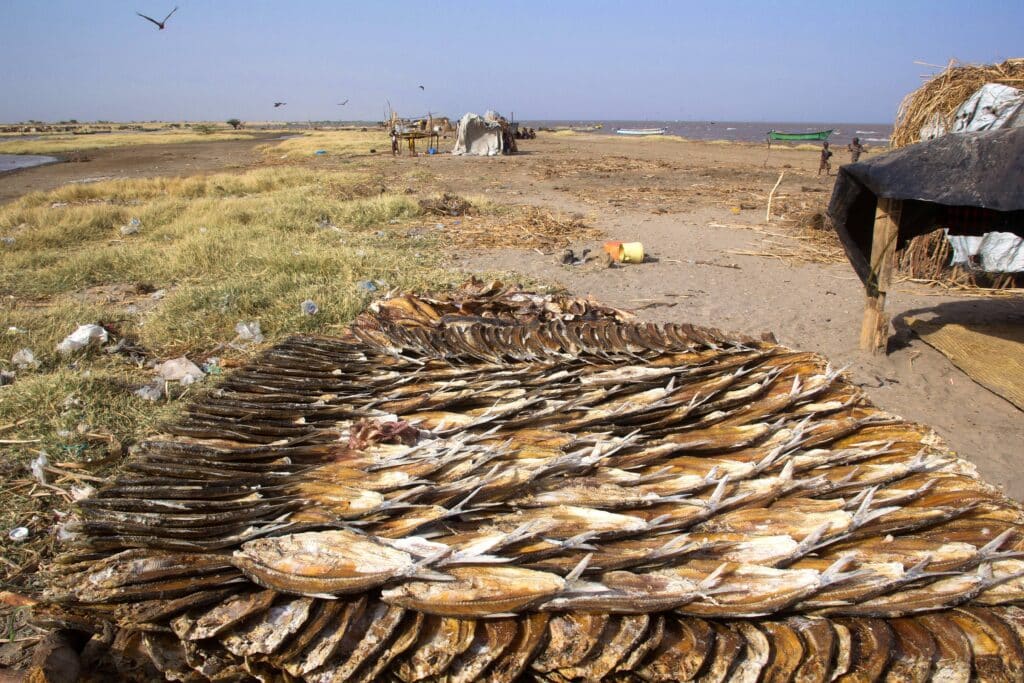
859, 198, 902, 353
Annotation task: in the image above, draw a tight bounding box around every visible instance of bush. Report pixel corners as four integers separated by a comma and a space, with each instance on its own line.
194, 124, 215, 135
226, 118, 243, 130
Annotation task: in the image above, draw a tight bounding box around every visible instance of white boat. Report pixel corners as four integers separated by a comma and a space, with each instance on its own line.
615, 127, 667, 136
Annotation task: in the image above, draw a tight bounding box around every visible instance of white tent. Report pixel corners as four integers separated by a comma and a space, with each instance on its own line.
451, 113, 504, 156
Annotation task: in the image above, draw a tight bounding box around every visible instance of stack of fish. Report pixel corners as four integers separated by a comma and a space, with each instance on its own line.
39, 281, 1024, 681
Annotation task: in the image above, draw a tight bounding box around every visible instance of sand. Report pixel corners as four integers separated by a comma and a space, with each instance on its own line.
2, 130, 1021, 499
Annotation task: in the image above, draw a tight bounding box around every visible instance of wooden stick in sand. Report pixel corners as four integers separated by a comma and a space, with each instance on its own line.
766, 171, 785, 223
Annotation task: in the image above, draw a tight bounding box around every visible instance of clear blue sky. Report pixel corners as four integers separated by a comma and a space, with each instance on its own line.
1, 0, 1021, 124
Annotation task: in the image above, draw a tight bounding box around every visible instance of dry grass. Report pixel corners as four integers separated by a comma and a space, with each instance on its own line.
453, 204, 602, 249
0, 130, 263, 155
892, 58, 1024, 148
0, 166, 464, 593
259, 129, 391, 159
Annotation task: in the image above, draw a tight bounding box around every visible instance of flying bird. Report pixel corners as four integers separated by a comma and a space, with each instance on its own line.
337, 99, 349, 106
273, 102, 287, 108
136, 6, 178, 30
418, 85, 425, 90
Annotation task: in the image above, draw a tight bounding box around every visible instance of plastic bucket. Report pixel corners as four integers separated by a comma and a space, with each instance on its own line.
603, 241, 624, 261
620, 242, 644, 263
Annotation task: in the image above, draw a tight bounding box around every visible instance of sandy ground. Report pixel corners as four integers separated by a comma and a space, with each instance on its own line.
2, 131, 1021, 500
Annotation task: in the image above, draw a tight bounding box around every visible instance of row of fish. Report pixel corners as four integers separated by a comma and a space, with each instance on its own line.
38, 282, 1024, 681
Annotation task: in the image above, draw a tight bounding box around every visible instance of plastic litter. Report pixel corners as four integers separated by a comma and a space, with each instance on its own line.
314, 149, 327, 155
120, 217, 142, 236
12, 348, 37, 369
30, 452, 48, 485
301, 300, 319, 316
150, 289, 167, 300
155, 357, 205, 385
56, 324, 109, 354
71, 485, 96, 501
0, 371, 14, 387
8, 527, 29, 543
202, 358, 222, 375
134, 380, 165, 402
357, 280, 378, 292
234, 321, 264, 344
1, 236, 14, 247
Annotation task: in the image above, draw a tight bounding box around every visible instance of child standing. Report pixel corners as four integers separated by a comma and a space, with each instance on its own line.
818, 141, 833, 176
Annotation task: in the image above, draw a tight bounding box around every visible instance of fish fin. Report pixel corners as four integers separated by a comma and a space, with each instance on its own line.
565, 553, 593, 582
789, 523, 832, 562
699, 562, 730, 591
977, 528, 1024, 561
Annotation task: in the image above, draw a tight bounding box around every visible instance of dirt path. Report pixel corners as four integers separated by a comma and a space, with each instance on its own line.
0, 133, 280, 203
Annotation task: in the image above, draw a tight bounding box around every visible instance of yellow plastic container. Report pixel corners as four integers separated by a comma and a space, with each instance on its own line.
620, 242, 645, 263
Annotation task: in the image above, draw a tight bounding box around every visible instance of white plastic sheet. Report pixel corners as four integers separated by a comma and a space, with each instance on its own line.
947, 230, 1024, 273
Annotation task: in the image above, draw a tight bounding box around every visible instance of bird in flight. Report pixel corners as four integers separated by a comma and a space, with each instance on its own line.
418, 85, 425, 90
274, 102, 287, 108
337, 99, 349, 106
136, 6, 178, 30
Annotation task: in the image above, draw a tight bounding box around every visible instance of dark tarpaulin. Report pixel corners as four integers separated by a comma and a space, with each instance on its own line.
827, 127, 1024, 282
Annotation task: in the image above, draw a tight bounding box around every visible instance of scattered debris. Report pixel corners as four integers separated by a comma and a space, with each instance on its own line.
418, 193, 473, 217
8, 527, 29, 543
120, 217, 141, 236
150, 289, 167, 300
201, 358, 222, 375
155, 357, 205, 385
301, 299, 319, 316
234, 321, 264, 344
56, 324, 108, 354
30, 453, 48, 485
560, 248, 591, 266
8, 348, 33, 370
133, 380, 165, 402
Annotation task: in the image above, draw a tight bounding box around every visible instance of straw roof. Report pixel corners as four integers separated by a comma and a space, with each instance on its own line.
891, 58, 1024, 148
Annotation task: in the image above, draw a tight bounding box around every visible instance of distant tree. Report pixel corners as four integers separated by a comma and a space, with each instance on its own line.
226, 118, 243, 130
69, 119, 79, 124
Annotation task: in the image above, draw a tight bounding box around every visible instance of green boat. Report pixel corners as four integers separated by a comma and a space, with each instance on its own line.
767, 129, 834, 142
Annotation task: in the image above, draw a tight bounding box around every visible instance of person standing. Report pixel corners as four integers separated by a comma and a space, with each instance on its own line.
818, 141, 833, 176
390, 127, 399, 156
848, 136, 866, 162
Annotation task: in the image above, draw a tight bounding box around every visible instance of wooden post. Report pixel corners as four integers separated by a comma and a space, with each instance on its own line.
859, 198, 902, 353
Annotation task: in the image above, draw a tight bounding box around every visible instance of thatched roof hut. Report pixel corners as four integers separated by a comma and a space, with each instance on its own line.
891, 58, 1024, 148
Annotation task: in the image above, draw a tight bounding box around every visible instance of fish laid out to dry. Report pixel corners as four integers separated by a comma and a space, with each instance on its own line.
35, 280, 1024, 681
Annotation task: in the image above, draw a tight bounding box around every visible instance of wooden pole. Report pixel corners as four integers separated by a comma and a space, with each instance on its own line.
859, 197, 902, 353
766, 171, 785, 223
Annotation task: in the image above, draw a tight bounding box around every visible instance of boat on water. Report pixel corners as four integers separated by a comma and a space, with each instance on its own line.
616, 127, 667, 136
766, 129, 834, 142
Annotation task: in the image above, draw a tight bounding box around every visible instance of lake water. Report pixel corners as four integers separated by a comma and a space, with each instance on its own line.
522, 120, 892, 147
0, 154, 59, 173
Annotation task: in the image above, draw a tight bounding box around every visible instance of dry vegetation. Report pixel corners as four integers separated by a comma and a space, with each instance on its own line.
0, 165, 471, 594
892, 58, 1024, 148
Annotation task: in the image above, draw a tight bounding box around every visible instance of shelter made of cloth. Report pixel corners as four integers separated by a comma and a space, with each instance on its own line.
451, 112, 505, 156
828, 127, 1024, 283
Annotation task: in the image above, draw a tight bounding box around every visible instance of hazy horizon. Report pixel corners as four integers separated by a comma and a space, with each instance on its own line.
2, 0, 1021, 124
